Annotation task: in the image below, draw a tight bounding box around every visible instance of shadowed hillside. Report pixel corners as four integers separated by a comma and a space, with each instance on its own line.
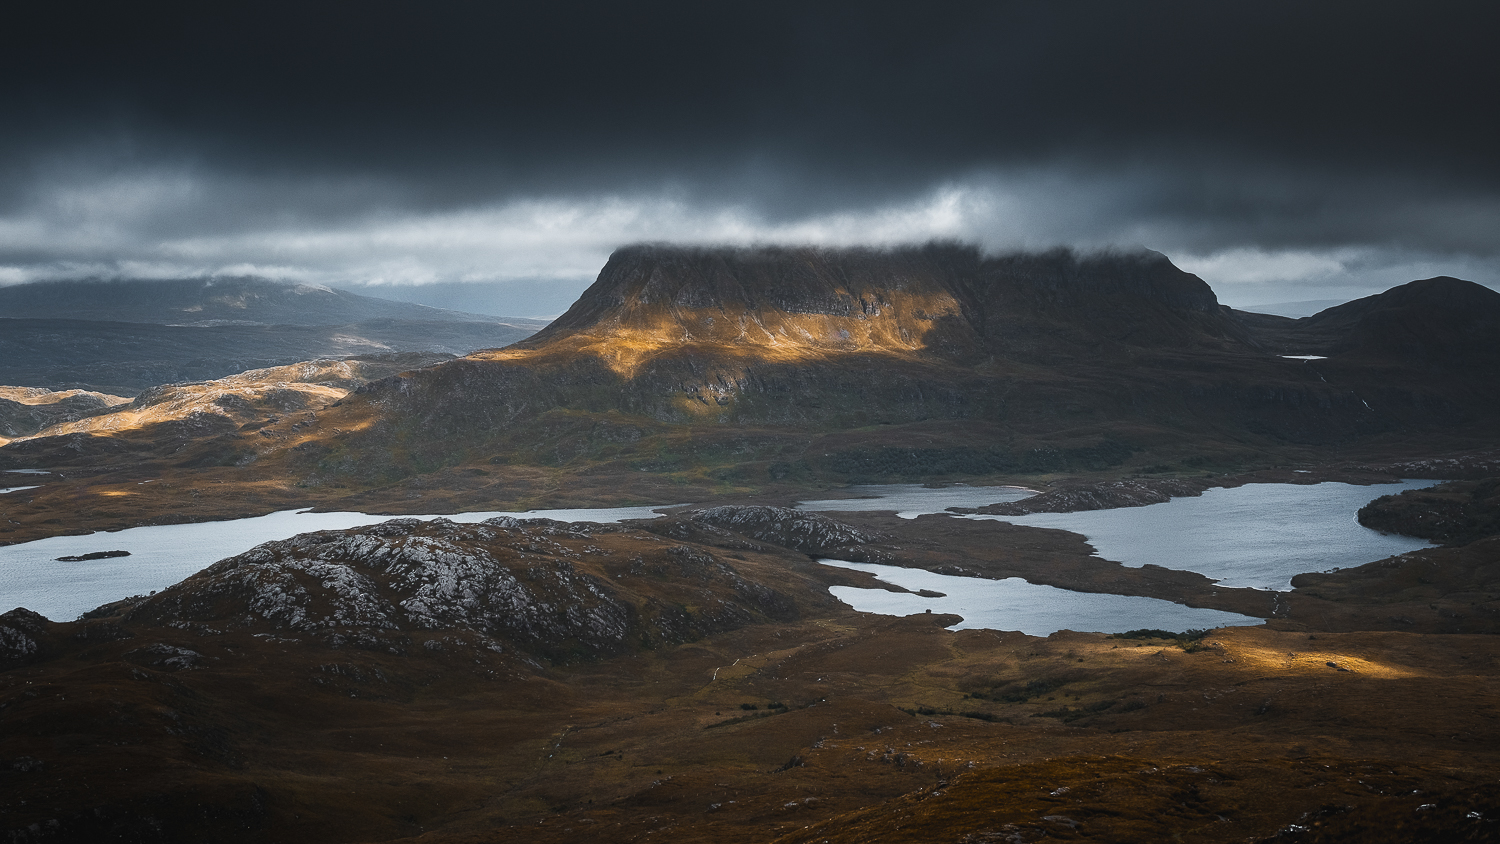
253, 244, 1498, 497
0, 276, 511, 326
2, 243, 1497, 530
0, 277, 549, 393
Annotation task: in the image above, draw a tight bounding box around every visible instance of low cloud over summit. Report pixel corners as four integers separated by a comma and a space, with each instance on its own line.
2, 2, 1497, 313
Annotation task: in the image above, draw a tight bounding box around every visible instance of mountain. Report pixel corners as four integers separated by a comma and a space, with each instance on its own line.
3, 244, 1497, 525
0, 352, 453, 460
0, 317, 543, 394
518, 243, 1245, 368
0, 276, 513, 326
1299, 276, 1500, 369
0, 277, 551, 394
254, 244, 1496, 498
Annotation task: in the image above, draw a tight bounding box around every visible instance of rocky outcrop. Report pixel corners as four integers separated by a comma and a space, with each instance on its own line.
123, 516, 803, 662
642, 506, 894, 563
966, 479, 1213, 515
1358, 478, 1500, 546
0, 387, 128, 441
645, 505, 887, 559
0, 608, 52, 668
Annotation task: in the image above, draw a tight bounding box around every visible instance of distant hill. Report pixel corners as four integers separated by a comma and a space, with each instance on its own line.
0, 277, 551, 393
0, 317, 544, 394
1229, 276, 1500, 371
0, 277, 526, 326
1301, 277, 1500, 369
1237, 299, 1347, 318
0, 387, 130, 441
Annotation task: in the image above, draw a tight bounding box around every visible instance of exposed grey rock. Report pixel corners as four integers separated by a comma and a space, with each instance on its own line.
124, 643, 206, 671
0, 608, 49, 665
966, 479, 1211, 515
125, 516, 796, 662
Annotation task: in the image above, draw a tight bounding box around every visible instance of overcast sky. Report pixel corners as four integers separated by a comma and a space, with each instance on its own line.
2, 1, 1497, 316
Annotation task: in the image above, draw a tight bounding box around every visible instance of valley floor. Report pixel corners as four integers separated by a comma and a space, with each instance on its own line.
4, 492, 1500, 842
4, 609, 1500, 843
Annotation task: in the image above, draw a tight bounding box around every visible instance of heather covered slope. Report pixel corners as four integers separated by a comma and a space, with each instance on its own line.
5, 508, 1500, 843
0, 353, 454, 470
0, 387, 130, 442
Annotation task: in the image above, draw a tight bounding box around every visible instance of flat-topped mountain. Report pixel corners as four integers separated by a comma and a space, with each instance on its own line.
4, 244, 1497, 512
225, 244, 1494, 496
0, 276, 523, 326
516, 244, 1247, 373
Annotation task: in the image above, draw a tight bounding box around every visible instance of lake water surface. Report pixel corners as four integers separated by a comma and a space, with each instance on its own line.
2, 480, 1436, 630
980, 480, 1437, 590
821, 559, 1262, 635
0, 504, 675, 621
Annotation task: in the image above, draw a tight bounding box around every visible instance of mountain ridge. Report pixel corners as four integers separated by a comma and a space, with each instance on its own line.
3, 244, 1497, 519
0, 276, 543, 327
253, 243, 1499, 497
511, 244, 1248, 374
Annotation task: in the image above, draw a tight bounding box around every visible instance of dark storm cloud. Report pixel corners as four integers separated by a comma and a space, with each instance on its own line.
1, 1, 1498, 304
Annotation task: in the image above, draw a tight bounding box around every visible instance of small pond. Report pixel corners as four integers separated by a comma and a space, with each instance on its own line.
821, 559, 1263, 635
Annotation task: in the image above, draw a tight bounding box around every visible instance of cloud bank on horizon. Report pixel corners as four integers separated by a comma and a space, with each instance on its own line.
2, 1, 1497, 315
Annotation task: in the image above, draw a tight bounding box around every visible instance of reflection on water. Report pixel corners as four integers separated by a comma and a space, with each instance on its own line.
978, 480, 1437, 590
796, 484, 1035, 519
821, 559, 1262, 634
0, 505, 675, 621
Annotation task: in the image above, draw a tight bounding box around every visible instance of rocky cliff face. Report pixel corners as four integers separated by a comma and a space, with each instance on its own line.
517, 243, 1245, 371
